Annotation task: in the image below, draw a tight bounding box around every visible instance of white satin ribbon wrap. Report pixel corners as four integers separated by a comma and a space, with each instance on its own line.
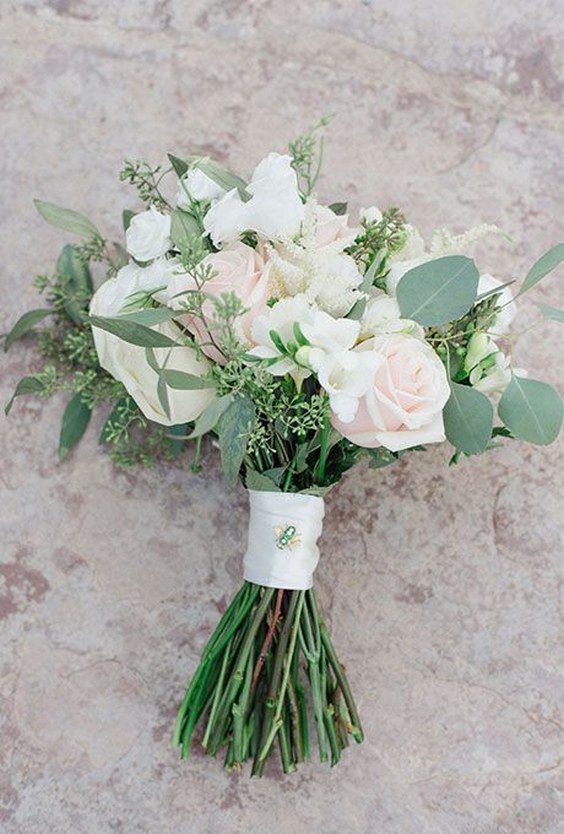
243, 490, 325, 590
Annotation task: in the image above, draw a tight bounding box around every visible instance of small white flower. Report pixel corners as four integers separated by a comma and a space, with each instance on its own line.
360, 205, 383, 224
465, 332, 512, 395
310, 349, 378, 423
360, 292, 424, 339
176, 169, 226, 208
203, 153, 304, 246
249, 295, 316, 378
126, 206, 172, 262
477, 273, 517, 336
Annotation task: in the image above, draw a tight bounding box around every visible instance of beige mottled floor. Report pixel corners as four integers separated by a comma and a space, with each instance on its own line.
1, 2, 563, 833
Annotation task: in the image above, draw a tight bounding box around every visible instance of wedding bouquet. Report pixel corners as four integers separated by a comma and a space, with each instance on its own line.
4, 121, 563, 776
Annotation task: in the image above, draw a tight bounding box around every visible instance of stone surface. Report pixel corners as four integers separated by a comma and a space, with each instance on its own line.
1, 2, 563, 832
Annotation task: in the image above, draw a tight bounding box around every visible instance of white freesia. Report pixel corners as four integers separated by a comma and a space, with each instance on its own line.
176, 169, 226, 208
464, 332, 511, 395
249, 295, 315, 378
126, 206, 172, 262
310, 349, 379, 423
203, 153, 304, 246
477, 273, 517, 335
360, 292, 424, 339
90, 265, 214, 426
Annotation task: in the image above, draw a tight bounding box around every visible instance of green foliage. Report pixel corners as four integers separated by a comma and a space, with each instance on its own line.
89, 314, 181, 348
396, 256, 479, 326
172, 155, 249, 201
537, 302, 564, 323
216, 394, 257, 485
34, 199, 101, 240
5, 375, 48, 414
498, 375, 563, 445
59, 393, 91, 459
346, 207, 406, 279
288, 115, 333, 197
443, 382, 493, 455
3, 309, 52, 352
519, 243, 564, 296
120, 159, 170, 209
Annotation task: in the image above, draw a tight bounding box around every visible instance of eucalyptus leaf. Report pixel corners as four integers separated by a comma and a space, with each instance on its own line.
498, 375, 563, 445
396, 255, 479, 326
443, 381, 494, 454
122, 209, 135, 232
157, 376, 171, 420
170, 209, 203, 252
519, 243, 564, 296
161, 369, 216, 390
328, 202, 347, 216
167, 423, 188, 458
59, 394, 91, 459
57, 244, 94, 324
537, 302, 564, 323
168, 154, 189, 178
35, 199, 101, 239
216, 394, 256, 485
89, 315, 180, 348
181, 155, 249, 201
5, 376, 46, 415
4, 308, 52, 352
189, 394, 234, 439
119, 308, 178, 326
245, 469, 282, 492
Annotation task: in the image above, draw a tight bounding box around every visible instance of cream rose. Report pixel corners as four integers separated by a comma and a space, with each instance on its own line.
161, 242, 271, 363
126, 206, 172, 262
90, 267, 214, 426
331, 334, 450, 451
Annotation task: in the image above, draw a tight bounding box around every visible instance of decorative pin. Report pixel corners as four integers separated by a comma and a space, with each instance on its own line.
274, 524, 302, 551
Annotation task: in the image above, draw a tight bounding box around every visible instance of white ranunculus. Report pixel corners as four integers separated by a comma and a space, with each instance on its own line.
126, 206, 172, 262
477, 273, 517, 336
90, 267, 214, 426
203, 153, 304, 246
360, 291, 424, 340
176, 169, 226, 209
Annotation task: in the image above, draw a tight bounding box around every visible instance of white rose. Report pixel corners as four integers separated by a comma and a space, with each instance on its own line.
176, 169, 226, 208
126, 206, 172, 262
331, 334, 450, 451
203, 153, 304, 246
477, 273, 517, 335
90, 267, 214, 426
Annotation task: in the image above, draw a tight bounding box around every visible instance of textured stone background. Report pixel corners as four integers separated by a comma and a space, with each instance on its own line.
1, 2, 563, 832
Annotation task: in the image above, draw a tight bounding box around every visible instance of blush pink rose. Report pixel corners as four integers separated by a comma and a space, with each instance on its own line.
331, 334, 450, 452
314, 205, 357, 248
165, 243, 271, 363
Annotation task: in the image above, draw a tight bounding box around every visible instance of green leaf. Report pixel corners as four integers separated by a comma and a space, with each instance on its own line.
170, 209, 204, 253
245, 469, 282, 492
157, 376, 171, 421
5, 376, 46, 415
59, 394, 91, 459
4, 308, 52, 351
161, 369, 216, 390
189, 394, 233, 439
443, 381, 494, 454
365, 447, 403, 469
172, 154, 249, 201
122, 209, 135, 232
167, 423, 188, 458
537, 302, 564, 323
216, 394, 256, 485
328, 202, 347, 216
498, 375, 563, 445
396, 255, 479, 326
519, 243, 564, 296
119, 308, 178, 326
34, 199, 101, 239
56, 244, 94, 324
168, 154, 189, 178
89, 315, 181, 348
99, 397, 129, 443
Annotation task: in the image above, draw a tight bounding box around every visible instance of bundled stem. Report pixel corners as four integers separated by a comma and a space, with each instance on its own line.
174, 582, 363, 774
